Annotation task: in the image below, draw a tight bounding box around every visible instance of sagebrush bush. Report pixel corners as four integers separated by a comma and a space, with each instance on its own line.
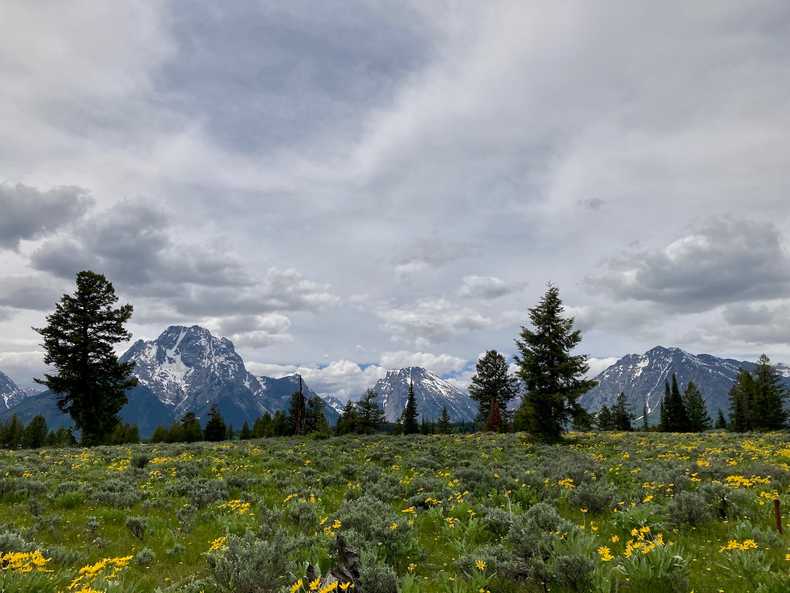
667, 491, 711, 526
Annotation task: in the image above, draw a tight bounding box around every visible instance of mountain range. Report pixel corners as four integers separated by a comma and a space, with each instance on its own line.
0, 325, 477, 435
1, 334, 786, 435
579, 346, 790, 424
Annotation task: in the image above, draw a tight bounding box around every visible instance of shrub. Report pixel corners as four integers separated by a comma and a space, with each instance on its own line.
666, 491, 711, 527
569, 480, 615, 514
134, 547, 156, 566
206, 531, 299, 593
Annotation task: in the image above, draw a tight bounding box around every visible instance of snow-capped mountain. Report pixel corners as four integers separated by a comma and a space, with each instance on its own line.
0, 370, 29, 411
121, 325, 266, 417
120, 325, 337, 427
369, 366, 478, 423
580, 346, 788, 424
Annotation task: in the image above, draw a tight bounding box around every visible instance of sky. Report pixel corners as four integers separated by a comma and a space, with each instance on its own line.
2, 1, 790, 398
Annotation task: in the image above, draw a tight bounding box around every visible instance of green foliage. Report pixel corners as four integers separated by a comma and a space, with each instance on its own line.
203, 405, 227, 442
402, 380, 419, 435
683, 382, 711, 432
513, 284, 596, 440
468, 350, 519, 429
33, 270, 138, 445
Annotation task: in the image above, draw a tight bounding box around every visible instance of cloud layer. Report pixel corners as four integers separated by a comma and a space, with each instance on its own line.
2, 1, 790, 393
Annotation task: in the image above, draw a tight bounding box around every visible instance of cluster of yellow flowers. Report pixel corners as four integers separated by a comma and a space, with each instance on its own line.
289, 577, 354, 592
597, 546, 614, 562
558, 477, 575, 490
724, 474, 771, 488
719, 539, 758, 553
320, 517, 342, 538
68, 555, 132, 590
208, 536, 227, 552
623, 526, 665, 558
219, 499, 252, 515
0, 550, 50, 573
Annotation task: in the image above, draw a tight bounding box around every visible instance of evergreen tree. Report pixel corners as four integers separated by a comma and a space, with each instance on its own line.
226, 425, 235, 440
253, 413, 273, 438
272, 410, 289, 436
21, 415, 48, 449
151, 426, 169, 443
336, 401, 358, 435
729, 369, 755, 432
664, 374, 688, 432
356, 389, 385, 434
683, 382, 710, 432
596, 405, 614, 431
659, 380, 669, 431
180, 412, 203, 442
34, 271, 138, 445
751, 354, 788, 430
109, 423, 139, 444
612, 392, 633, 431
402, 379, 419, 435
288, 377, 307, 436
469, 350, 519, 428
437, 406, 452, 434
240, 421, 252, 440
305, 396, 329, 434
571, 408, 594, 431
715, 408, 728, 430
203, 405, 227, 441
420, 417, 433, 435
485, 397, 504, 432
642, 402, 649, 431
1, 416, 23, 448
513, 285, 596, 441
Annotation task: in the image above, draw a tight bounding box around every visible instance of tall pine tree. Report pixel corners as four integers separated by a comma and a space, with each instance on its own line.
612, 392, 633, 431
729, 369, 755, 432
203, 405, 227, 441
468, 350, 519, 428
34, 271, 138, 445
683, 381, 710, 432
752, 354, 788, 430
663, 373, 688, 432
513, 285, 596, 441
288, 376, 307, 436
356, 389, 385, 434
437, 406, 452, 434
402, 378, 419, 435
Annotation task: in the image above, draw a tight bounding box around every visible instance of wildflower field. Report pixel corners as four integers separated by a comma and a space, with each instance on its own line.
0, 432, 788, 593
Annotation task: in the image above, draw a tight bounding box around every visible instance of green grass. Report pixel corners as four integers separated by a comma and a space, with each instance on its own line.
0, 431, 788, 592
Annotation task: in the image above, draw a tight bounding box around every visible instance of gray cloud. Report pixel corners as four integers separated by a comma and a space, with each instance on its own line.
458, 275, 521, 300
588, 219, 790, 313
0, 275, 67, 311
0, 183, 93, 250
3, 1, 790, 387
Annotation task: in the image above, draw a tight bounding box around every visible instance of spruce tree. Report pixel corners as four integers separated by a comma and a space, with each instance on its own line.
288, 377, 307, 435
356, 389, 385, 434
659, 380, 669, 431
513, 285, 596, 441
729, 369, 755, 432
151, 426, 169, 443
305, 396, 329, 434
203, 405, 227, 441
683, 382, 710, 432
612, 392, 633, 431
253, 413, 273, 438
642, 402, 649, 431
34, 270, 138, 445
240, 421, 252, 440
751, 354, 788, 430
21, 415, 48, 449
664, 374, 688, 432
180, 412, 202, 442
272, 411, 289, 436
715, 409, 727, 430
469, 350, 519, 428
485, 397, 504, 432
402, 379, 419, 435
437, 406, 452, 434
596, 405, 613, 431
336, 401, 358, 435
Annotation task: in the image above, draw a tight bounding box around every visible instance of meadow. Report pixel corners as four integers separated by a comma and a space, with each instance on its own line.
0, 431, 788, 593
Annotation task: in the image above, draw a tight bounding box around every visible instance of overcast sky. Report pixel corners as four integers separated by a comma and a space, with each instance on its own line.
2, 1, 790, 397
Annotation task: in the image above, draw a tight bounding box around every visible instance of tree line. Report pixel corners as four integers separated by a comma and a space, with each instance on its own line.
20, 269, 788, 449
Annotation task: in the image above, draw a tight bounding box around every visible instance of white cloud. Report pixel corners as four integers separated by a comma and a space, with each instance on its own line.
379, 298, 493, 344
380, 350, 466, 374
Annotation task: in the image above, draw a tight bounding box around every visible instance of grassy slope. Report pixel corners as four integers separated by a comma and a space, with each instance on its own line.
0, 431, 788, 592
